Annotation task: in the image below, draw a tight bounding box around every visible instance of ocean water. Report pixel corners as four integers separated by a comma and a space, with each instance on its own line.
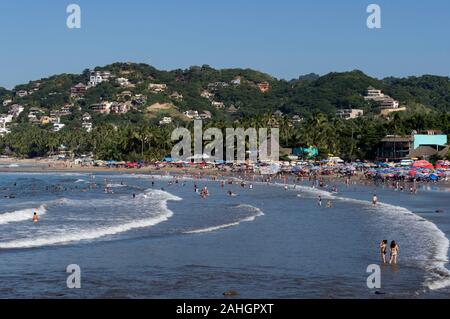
0, 172, 449, 299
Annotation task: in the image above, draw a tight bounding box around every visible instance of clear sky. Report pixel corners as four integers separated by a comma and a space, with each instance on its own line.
0, 0, 449, 88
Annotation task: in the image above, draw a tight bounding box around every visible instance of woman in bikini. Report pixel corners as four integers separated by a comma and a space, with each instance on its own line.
380, 240, 388, 264
32, 212, 39, 223
390, 240, 399, 265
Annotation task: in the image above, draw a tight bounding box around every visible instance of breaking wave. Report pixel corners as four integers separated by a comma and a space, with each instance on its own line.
185, 204, 264, 234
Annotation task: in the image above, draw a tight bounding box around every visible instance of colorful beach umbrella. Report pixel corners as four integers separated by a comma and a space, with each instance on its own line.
413, 160, 434, 169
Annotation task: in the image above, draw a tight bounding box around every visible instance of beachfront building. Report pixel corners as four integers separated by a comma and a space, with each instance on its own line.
410, 131, 449, 159
293, 147, 319, 159
377, 135, 414, 161
413, 131, 448, 149
377, 131, 448, 161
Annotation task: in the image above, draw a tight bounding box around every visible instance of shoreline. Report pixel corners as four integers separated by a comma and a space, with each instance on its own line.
1, 157, 449, 189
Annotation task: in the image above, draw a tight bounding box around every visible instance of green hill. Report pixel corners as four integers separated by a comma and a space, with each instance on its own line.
3, 64, 448, 119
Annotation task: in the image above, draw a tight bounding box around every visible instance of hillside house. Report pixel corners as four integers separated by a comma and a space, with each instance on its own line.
211, 101, 225, 109
70, 83, 87, 97
148, 83, 167, 93
201, 90, 214, 100
116, 77, 130, 87
257, 82, 270, 93
336, 109, 364, 120
16, 90, 28, 98
183, 110, 199, 119
91, 102, 112, 114
159, 117, 173, 125
170, 92, 184, 102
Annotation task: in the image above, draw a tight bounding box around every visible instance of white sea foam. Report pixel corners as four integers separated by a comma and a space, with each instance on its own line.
106, 183, 127, 188
0, 189, 181, 249
185, 205, 264, 234
0, 205, 47, 225
290, 183, 450, 292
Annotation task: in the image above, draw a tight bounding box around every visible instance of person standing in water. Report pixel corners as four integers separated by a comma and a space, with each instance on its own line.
380, 240, 388, 264
372, 194, 378, 206
32, 212, 39, 223
390, 241, 399, 265
318, 196, 322, 207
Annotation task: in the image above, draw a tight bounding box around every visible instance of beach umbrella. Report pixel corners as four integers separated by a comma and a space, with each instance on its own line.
429, 174, 438, 181
291, 166, 302, 173
413, 160, 434, 169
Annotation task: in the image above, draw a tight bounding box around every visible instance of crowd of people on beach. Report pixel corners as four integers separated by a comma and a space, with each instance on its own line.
2, 167, 439, 269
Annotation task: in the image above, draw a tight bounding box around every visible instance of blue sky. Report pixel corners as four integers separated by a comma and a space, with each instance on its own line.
0, 0, 449, 88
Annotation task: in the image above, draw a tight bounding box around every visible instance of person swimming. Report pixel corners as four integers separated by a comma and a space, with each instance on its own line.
372, 194, 378, 206
380, 240, 388, 264
227, 190, 237, 197
32, 212, 39, 223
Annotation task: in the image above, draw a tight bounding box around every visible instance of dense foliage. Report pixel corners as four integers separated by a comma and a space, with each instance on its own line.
1, 63, 449, 161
